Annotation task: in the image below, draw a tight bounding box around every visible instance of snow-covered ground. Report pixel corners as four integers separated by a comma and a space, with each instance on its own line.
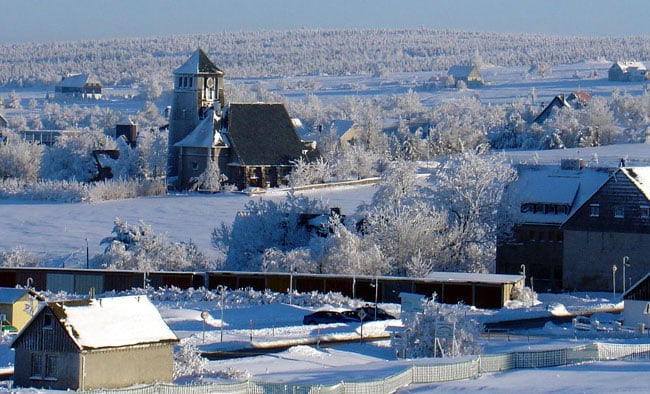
2, 287, 649, 393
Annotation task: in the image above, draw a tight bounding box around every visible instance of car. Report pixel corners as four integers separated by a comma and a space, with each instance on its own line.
352, 306, 396, 321
302, 310, 358, 325
1, 320, 17, 334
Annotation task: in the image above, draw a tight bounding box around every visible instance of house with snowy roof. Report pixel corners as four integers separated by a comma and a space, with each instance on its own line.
447, 65, 484, 88
608, 61, 649, 82
167, 49, 318, 190
498, 161, 650, 292
0, 287, 38, 332
11, 295, 178, 390
54, 73, 102, 100
533, 92, 590, 125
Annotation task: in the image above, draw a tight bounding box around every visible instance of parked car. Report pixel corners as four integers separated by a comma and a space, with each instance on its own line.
302, 310, 358, 325
352, 306, 396, 321
1, 320, 17, 334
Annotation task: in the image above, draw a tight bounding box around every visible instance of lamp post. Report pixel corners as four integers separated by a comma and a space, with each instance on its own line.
612, 265, 617, 300
85, 238, 89, 269
289, 264, 294, 305
369, 276, 378, 321
216, 285, 226, 343
623, 256, 630, 294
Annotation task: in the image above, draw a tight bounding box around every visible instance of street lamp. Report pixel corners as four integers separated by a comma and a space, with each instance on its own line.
622, 257, 628, 291
369, 276, 379, 321
612, 265, 617, 300
288, 264, 295, 305
216, 285, 226, 343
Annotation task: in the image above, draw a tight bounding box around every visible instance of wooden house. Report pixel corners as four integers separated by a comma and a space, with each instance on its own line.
54, 74, 102, 100
562, 166, 650, 291
447, 65, 484, 88
499, 163, 650, 292
11, 295, 178, 390
608, 61, 649, 82
0, 287, 37, 332
496, 161, 611, 291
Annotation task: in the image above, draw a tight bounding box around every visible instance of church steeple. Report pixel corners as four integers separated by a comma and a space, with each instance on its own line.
167, 49, 225, 182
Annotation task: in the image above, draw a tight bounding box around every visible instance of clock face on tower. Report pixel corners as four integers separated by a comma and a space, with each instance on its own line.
206, 77, 214, 88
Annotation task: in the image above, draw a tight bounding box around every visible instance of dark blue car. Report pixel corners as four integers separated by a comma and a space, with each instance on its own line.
302, 310, 358, 325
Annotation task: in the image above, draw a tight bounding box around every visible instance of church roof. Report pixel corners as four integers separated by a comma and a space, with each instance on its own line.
174, 49, 223, 75
174, 109, 226, 148
225, 103, 307, 166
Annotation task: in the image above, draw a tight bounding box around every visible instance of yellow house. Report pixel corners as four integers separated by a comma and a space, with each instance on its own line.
0, 287, 37, 331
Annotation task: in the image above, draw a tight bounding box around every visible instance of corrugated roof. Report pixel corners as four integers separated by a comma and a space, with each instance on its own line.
174, 49, 223, 75
225, 103, 307, 166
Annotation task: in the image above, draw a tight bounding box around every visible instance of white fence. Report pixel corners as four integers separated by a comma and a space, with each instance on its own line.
50, 342, 650, 394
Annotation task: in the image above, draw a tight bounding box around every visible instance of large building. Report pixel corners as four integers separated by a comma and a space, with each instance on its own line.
167, 49, 317, 190
497, 160, 650, 292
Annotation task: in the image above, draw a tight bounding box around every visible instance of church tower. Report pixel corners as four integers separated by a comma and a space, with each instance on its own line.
167, 49, 224, 184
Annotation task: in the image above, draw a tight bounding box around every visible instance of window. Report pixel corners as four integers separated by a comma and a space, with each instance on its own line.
589, 204, 600, 217
31, 354, 43, 378
43, 313, 52, 329
641, 205, 650, 219
45, 355, 57, 380
614, 206, 624, 218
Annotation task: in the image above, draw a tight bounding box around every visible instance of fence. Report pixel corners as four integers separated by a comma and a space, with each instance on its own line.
33, 342, 650, 394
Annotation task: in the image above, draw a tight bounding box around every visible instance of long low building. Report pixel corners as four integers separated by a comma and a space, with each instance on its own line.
0, 267, 524, 309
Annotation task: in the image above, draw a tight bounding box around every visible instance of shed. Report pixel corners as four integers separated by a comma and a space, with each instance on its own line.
11, 295, 178, 390
0, 287, 37, 332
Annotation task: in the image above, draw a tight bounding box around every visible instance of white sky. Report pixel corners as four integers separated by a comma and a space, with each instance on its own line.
2, 0, 650, 44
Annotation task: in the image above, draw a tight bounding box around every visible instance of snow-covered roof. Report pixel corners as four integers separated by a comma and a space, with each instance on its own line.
52, 295, 177, 350
174, 110, 225, 148
447, 65, 478, 78
424, 271, 523, 285
56, 73, 97, 88
620, 167, 650, 202
501, 164, 611, 225
613, 61, 647, 71
174, 49, 223, 75
0, 287, 29, 304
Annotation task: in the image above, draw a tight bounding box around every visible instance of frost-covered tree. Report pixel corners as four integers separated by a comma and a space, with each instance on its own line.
212, 192, 327, 271
173, 340, 210, 380
137, 127, 167, 179
0, 130, 43, 181
40, 129, 115, 182
395, 296, 482, 358
6, 90, 21, 109
98, 218, 215, 271
287, 157, 330, 187
0, 247, 40, 267
431, 145, 517, 272
190, 158, 227, 192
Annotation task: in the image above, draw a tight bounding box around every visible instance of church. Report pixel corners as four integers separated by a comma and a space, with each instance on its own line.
167, 49, 318, 190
